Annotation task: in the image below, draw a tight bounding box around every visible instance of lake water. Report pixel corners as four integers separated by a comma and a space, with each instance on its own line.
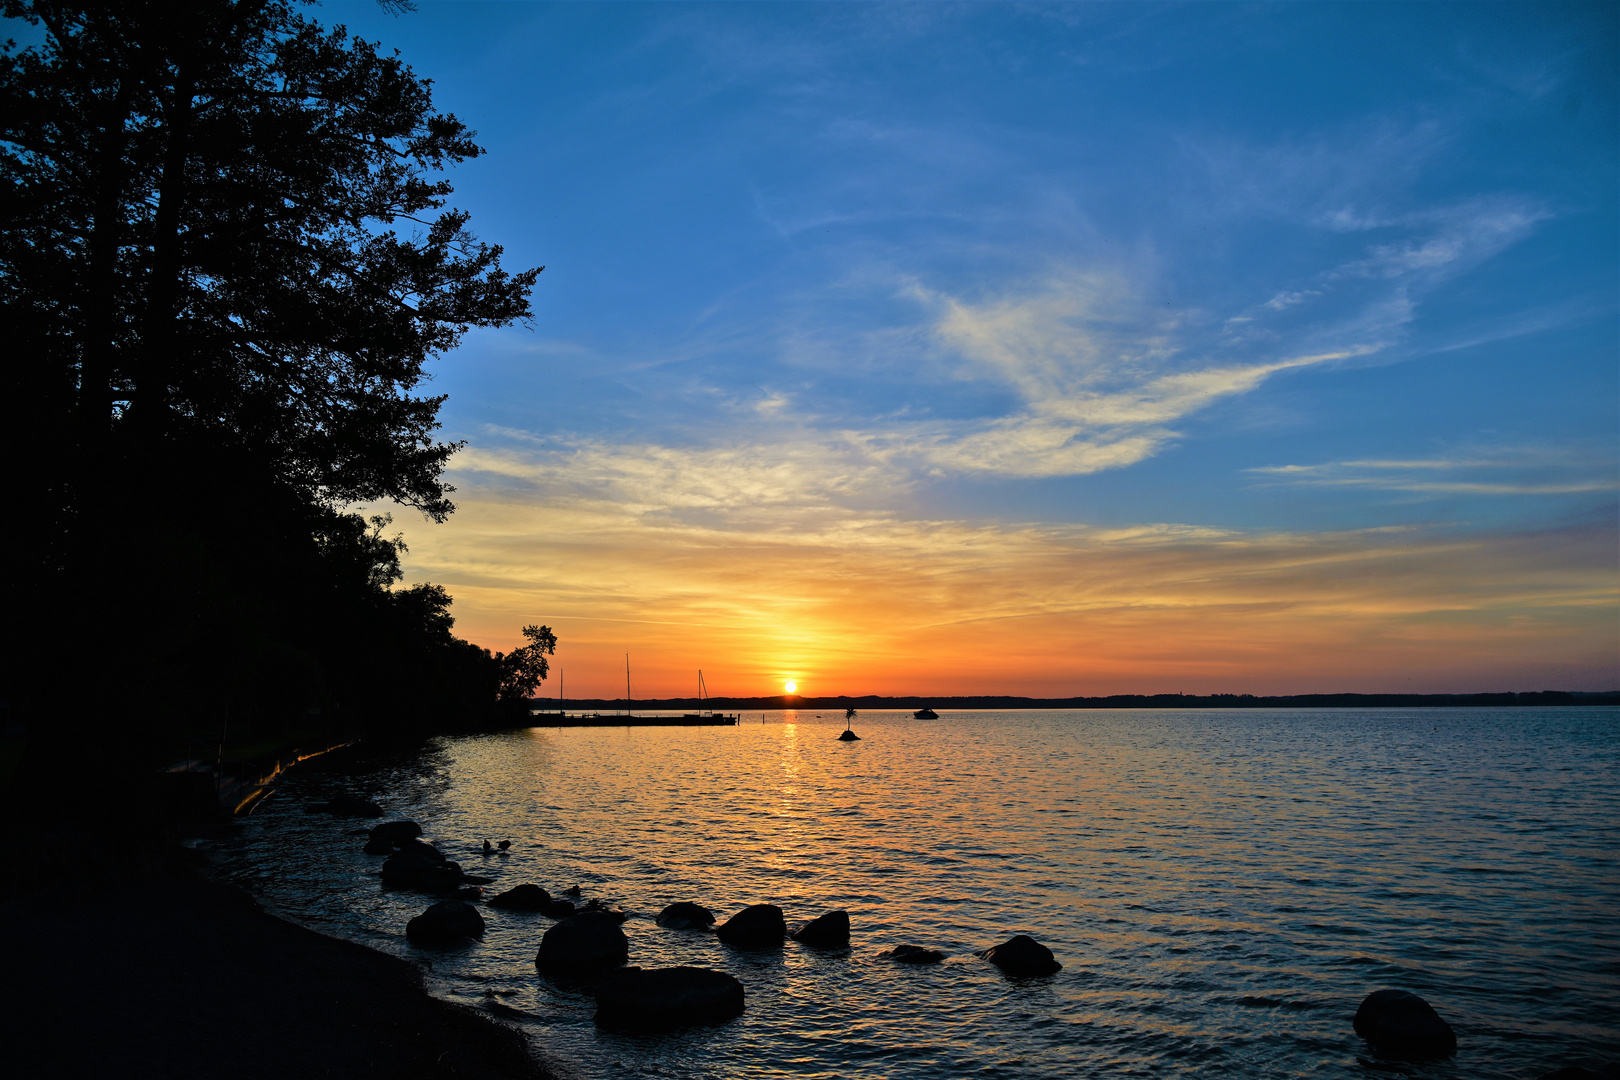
217, 708, 1620, 1079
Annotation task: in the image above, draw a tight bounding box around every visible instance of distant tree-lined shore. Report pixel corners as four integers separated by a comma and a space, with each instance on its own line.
536, 690, 1620, 712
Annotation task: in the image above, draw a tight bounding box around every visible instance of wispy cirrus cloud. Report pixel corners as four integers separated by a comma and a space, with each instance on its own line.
1249, 452, 1620, 497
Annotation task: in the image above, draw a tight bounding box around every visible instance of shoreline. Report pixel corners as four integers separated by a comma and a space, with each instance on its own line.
0, 867, 556, 1080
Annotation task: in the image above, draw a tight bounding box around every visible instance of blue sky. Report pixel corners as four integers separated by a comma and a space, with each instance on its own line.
324, 2, 1615, 694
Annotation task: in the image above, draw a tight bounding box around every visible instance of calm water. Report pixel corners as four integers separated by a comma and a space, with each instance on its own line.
217, 709, 1620, 1079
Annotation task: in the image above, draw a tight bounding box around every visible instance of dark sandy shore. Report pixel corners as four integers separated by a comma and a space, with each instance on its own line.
0, 872, 552, 1080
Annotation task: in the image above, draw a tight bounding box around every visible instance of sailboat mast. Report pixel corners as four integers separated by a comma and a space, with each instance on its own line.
625, 653, 631, 716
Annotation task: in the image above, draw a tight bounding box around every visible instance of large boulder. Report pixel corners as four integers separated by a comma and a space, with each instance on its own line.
487, 884, 552, 911
536, 910, 629, 973
595, 966, 745, 1027
879, 944, 945, 964
975, 935, 1061, 977
716, 904, 786, 948
541, 897, 576, 919
1352, 989, 1456, 1059
368, 820, 423, 846
657, 902, 715, 930
405, 900, 485, 945
361, 837, 394, 855
790, 909, 849, 947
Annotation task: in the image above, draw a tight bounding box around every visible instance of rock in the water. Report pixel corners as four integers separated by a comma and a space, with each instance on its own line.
595, 966, 745, 1027
395, 838, 448, 863
581, 899, 628, 923
368, 820, 423, 845
381, 841, 464, 891
536, 910, 630, 973
975, 934, 1061, 977
562, 885, 582, 896
1352, 989, 1456, 1059
791, 909, 850, 947
836, 730, 861, 741
405, 900, 485, 944
453, 886, 483, 901
880, 944, 945, 964
657, 902, 715, 930
716, 904, 787, 948
488, 884, 552, 911
319, 791, 384, 817
542, 898, 576, 919
362, 837, 395, 855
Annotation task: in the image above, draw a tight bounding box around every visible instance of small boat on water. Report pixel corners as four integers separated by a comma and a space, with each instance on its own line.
913, 707, 938, 719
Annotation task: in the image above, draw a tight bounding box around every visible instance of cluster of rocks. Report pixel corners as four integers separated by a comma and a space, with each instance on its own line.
340, 802, 1595, 1069
360, 821, 493, 896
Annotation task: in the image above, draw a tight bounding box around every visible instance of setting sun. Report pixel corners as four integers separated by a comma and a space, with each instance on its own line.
784, 680, 797, 694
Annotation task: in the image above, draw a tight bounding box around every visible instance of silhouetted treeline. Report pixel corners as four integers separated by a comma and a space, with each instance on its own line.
539, 690, 1620, 712
1, 1, 547, 817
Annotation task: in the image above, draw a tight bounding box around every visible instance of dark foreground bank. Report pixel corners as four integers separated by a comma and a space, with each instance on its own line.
0, 873, 552, 1080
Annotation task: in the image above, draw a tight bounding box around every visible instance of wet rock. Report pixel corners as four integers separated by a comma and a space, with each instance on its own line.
536, 910, 630, 973
381, 841, 464, 891
716, 904, 786, 948
362, 837, 395, 856
790, 909, 850, 947
879, 944, 945, 964
975, 934, 1061, 977
562, 885, 582, 896
582, 899, 628, 923
317, 792, 384, 817
405, 900, 485, 945
595, 966, 745, 1027
656, 902, 715, 930
541, 898, 576, 919
836, 730, 861, 741
452, 886, 483, 901
487, 884, 553, 911
1352, 989, 1456, 1060
368, 820, 423, 846
395, 838, 448, 863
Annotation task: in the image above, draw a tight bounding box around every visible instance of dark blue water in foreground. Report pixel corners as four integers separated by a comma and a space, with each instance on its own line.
218, 708, 1620, 1079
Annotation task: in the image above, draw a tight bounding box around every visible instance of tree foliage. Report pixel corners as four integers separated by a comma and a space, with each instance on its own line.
2, 1, 555, 762
499, 624, 558, 705
2, 0, 541, 524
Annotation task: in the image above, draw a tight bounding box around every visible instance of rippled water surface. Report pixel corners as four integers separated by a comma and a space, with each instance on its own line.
218, 709, 1620, 1079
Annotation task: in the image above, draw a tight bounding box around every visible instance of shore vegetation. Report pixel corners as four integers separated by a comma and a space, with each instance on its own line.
2, 0, 549, 843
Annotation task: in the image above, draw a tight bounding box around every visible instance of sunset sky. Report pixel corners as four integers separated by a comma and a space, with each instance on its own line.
331, 1, 1617, 699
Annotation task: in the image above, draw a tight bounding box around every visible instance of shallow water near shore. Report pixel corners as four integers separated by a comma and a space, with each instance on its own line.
218, 708, 1620, 1079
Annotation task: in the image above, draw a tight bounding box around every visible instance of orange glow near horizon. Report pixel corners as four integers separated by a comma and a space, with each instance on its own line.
374, 486, 1620, 700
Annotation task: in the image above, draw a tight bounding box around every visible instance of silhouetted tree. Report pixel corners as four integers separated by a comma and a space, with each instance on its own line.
3, 0, 540, 531
498, 625, 558, 707
1, 1, 549, 781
